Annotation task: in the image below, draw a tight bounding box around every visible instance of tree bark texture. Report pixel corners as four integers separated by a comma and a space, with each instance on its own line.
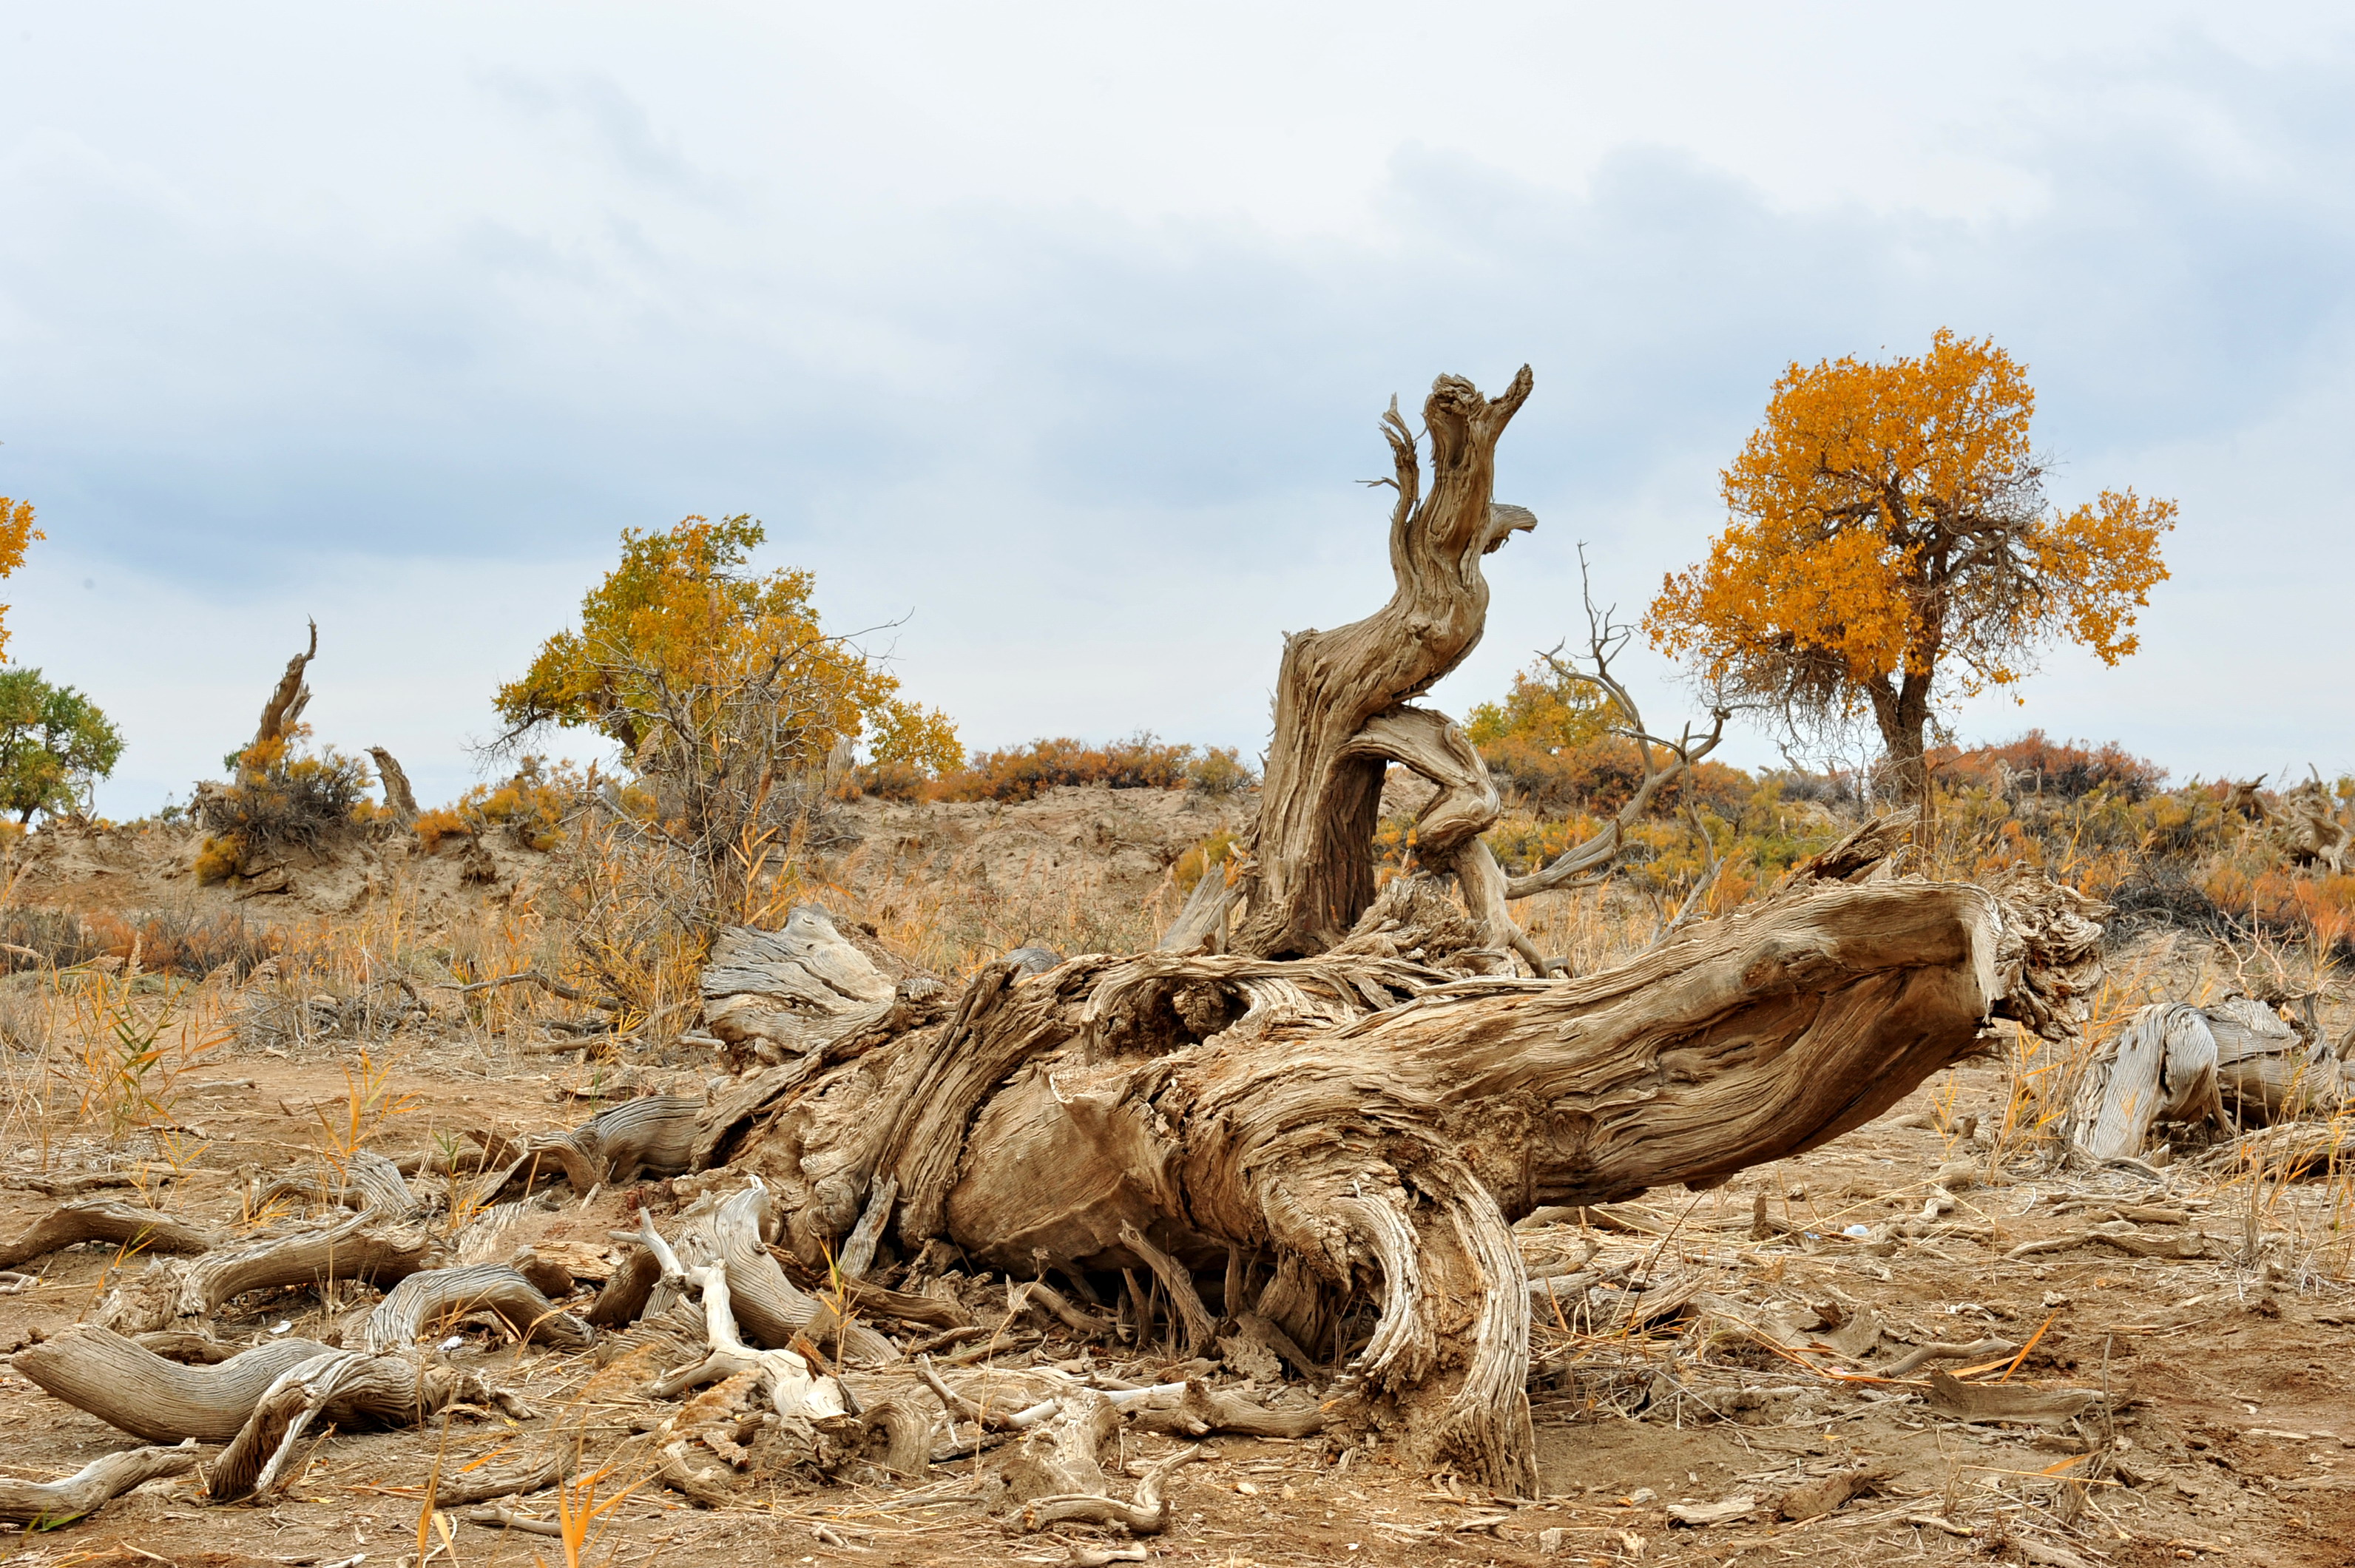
1234, 369, 1536, 961
709, 845, 2104, 1490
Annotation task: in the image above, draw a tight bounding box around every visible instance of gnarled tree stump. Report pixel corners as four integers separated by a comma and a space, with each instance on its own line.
712, 834, 2102, 1490
1234, 371, 1537, 963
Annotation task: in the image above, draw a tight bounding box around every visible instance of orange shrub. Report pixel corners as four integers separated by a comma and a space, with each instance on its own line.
931, 734, 1198, 803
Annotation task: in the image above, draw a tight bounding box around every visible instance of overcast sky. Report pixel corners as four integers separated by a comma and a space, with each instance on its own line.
1, 3, 2351, 815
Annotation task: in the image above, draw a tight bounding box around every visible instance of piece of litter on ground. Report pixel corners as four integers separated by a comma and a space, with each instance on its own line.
1843, 1224, 1872, 1238
439, 1335, 466, 1351
271, 1320, 292, 1334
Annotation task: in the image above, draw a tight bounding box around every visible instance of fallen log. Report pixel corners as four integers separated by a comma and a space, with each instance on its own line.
0, 1439, 201, 1528
254, 1150, 421, 1221
2208, 994, 2343, 1122
206, 1351, 504, 1502
2067, 1003, 2224, 1160
431, 1445, 575, 1507
518, 1094, 700, 1192
1010, 1443, 1205, 1535
93, 1211, 437, 1334
13, 1325, 340, 1442
707, 844, 2098, 1490
362, 1261, 595, 1351
699, 908, 898, 1067
0, 1198, 218, 1270
663, 368, 2108, 1491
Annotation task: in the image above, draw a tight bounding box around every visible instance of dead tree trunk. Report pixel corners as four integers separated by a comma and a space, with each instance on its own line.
712, 836, 2106, 1490
1234, 370, 1537, 961
252, 619, 317, 753
1225, 371, 1723, 973
368, 746, 420, 824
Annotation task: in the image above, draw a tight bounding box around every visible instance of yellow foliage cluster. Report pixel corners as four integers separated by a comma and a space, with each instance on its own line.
1463, 666, 1613, 755
0, 496, 41, 662
1645, 329, 2173, 734
410, 758, 633, 854
195, 729, 374, 882
494, 515, 959, 777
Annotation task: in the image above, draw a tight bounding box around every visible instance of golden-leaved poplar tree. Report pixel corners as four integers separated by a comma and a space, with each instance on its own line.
0, 496, 42, 660
496, 514, 959, 925
1644, 330, 2173, 802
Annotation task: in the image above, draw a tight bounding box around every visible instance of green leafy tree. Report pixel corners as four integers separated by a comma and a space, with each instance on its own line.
0, 669, 124, 822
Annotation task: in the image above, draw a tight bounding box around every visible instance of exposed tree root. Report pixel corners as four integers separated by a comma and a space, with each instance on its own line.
205, 1351, 504, 1503
93, 1211, 436, 1334
12, 1326, 342, 1442
648, 1263, 848, 1422
0, 1198, 219, 1271
0, 1439, 201, 1528
362, 1261, 596, 1351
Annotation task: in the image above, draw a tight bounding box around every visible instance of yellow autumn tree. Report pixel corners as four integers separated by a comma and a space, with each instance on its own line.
0, 496, 43, 661
495, 514, 959, 925
1644, 330, 2174, 802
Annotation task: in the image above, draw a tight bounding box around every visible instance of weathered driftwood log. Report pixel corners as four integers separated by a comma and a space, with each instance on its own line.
12, 1327, 339, 1442
255, 1149, 420, 1221
0, 1198, 219, 1271
0, 1439, 200, 1528
2068, 1003, 2226, 1160
831, 1390, 937, 1477
361, 1261, 594, 1351
997, 1390, 1119, 1503
2208, 994, 2343, 1122
92, 1212, 436, 1334
430, 1446, 575, 1508
709, 840, 2099, 1490
518, 1094, 701, 1192
700, 908, 898, 1065
205, 1349, 493, 1502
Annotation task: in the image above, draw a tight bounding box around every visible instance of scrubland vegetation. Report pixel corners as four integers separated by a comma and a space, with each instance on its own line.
4, 345, 2355, 1565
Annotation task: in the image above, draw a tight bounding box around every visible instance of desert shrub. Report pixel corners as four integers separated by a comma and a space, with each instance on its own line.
1756, 768, 1862, 811
1482, 733, 1752, 820
195, 730, 373, 876
0, 904, 274, 979
851, 760, 930, 802
459, 756, 579, 850
1173, 828, 1238, 892
1928, 731, 2166, 802
413, 758, 596, 854
1467, 663, 1748, 820
412, 805, 470, 854
934, 734, 1199, 802
1187, 747, 1257, 797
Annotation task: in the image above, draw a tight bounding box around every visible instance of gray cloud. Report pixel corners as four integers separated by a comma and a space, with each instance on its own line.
0, 13, 2349, 815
